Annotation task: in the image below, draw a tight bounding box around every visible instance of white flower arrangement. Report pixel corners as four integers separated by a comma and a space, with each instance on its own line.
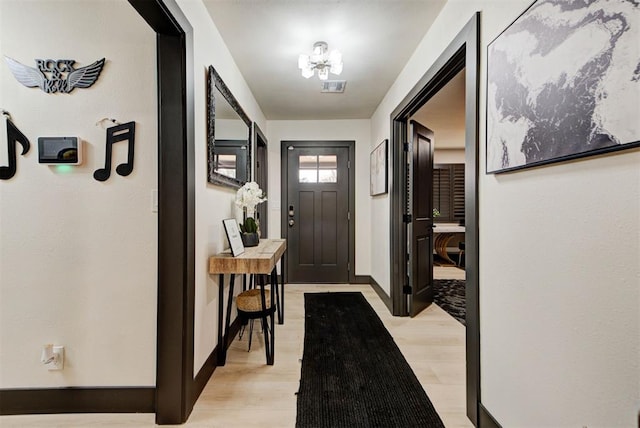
235, 182, 267, 235
235, 181, 267, 218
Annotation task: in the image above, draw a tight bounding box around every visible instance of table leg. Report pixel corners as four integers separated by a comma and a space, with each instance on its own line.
258, 274, 274, 365
267, 310, 275, 365
218, 273, 235, 366
271, 268, 281, 324
217, 274, 224, 365
277, 254, 285, 324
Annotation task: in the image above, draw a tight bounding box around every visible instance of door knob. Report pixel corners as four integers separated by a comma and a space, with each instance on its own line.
288, 219, 295, 227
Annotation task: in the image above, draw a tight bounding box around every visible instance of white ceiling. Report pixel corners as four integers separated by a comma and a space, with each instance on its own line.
203, 0, 447, 120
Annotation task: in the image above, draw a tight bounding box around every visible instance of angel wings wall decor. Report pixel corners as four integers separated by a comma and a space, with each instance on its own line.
4, 56, 105, 94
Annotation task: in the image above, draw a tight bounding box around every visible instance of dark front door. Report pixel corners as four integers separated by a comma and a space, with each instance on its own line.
285, 143, 350, 283
409, 121, 435, 316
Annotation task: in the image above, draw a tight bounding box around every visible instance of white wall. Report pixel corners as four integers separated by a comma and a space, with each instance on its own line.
0, 0, 269, 389
370, 0, 640, 425
434, 149, 465, 164
266, 120, 371, 276
0, 0, 157, 387
174, 0, 267, 376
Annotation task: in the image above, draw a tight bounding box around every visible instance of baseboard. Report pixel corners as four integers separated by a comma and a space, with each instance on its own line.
0, 317, 244, 417
368, 276, 393, 312
479, 402, 502, 428
352, 275, 371, 284
192, 316, 242, 405
0, 387, 154, 415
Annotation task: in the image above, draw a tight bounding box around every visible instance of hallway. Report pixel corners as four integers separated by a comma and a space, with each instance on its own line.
1, 283, 470, 427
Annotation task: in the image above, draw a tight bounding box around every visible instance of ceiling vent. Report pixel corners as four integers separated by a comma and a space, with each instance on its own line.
321, 80, 346, 93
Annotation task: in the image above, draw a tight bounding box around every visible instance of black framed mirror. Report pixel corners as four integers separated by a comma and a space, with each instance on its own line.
207, 65, 252, 188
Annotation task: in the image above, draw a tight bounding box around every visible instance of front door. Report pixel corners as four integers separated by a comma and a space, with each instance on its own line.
409, 121, 435, 316
284, 142, 350, 283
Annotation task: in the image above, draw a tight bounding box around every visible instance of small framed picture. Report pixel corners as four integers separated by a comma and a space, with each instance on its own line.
370, 139, 388, 196
222, 218, 245, 257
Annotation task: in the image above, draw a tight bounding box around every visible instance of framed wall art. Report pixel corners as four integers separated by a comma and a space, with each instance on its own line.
486, 0, 640, 174
370, 139, 388, 196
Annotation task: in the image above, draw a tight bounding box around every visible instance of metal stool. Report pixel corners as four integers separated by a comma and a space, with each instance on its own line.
237, 288, 271, 351
235, 274, 276, 365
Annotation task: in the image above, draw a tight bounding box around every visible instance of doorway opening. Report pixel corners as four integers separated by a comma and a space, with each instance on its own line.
280, 140, 356, 284
389, 13, 480, 425
411, 68, 467, 314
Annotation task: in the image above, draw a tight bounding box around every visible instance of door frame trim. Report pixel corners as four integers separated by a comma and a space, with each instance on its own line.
280, 140, 356, 283
128, 0, 195, 424
253, 123, 268, 237
389, 13, 480, 425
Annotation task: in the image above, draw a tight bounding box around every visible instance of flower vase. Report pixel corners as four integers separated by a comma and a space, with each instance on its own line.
241, 232, 259, 247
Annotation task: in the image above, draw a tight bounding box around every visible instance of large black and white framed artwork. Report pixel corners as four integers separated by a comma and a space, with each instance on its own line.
486, 0, 640, 174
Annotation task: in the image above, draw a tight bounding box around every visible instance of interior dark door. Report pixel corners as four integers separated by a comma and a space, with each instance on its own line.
286, 145, 349, 283
254, 129, 268, 237
409, 121, 435, 316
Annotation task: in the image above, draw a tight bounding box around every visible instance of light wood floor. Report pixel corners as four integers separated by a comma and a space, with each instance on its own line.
1, 268, 470, 427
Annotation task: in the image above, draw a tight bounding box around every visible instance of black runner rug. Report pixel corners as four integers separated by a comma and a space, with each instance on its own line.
296, 292, 445, 428
433, 279, 466, 326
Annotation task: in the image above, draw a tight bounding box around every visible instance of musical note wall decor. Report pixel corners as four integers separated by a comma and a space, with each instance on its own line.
0, 111, 31, 180
93, 121, 135, 182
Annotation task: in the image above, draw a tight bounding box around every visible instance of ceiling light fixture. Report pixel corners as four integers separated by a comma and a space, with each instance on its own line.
298, 41, 343, 81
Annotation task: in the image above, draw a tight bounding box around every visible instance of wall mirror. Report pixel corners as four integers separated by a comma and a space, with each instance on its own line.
207, 65, 252, 188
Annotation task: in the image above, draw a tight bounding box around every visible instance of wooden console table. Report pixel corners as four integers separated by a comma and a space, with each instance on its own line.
209, 239, 286, 365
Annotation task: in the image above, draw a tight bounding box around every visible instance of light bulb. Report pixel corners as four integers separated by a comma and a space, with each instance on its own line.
301, 67, 314, 79
298, 54, 309, 70
330, 62, 343, 75
318, 67, 329, 80
329, 50, 342, 66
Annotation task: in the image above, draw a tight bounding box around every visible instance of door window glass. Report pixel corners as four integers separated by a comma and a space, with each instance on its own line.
299, 155, 337, 183
318, 155, 337, 182
299, 169, 317, 183
299, 155, 318, 183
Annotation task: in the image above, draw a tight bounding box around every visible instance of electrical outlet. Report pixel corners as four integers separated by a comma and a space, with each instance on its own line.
48, 346, 64, 370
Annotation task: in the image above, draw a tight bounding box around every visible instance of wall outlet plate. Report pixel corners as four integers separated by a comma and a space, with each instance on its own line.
48, 346, 64, 370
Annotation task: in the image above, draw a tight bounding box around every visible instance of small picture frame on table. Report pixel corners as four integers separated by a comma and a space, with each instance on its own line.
222, 218, 245, 257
